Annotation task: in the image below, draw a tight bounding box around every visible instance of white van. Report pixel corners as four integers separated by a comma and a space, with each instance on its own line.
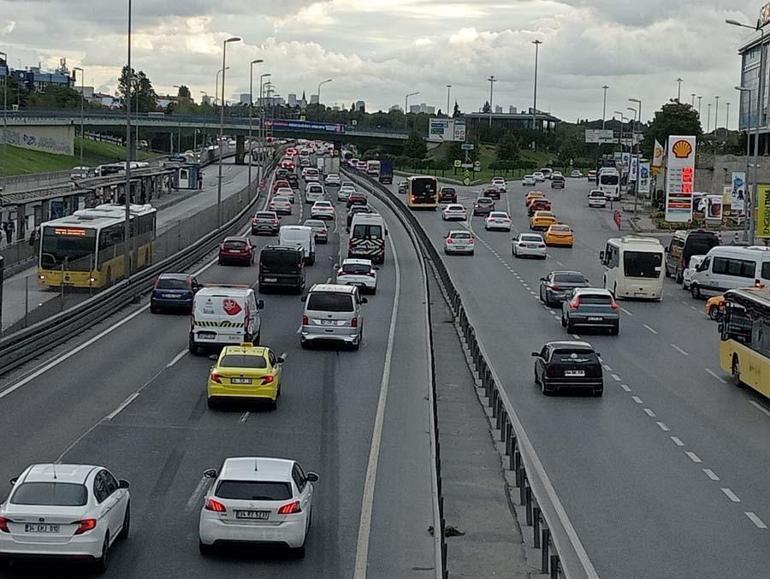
688, 246, 770, 299
600, 236, 665, 300
189, 286, 264, 354
349, 213, 386, 264
279, 225, 316, 265
598, 168, 620, 200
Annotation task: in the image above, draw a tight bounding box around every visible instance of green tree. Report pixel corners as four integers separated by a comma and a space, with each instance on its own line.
452, 100, 461, 118
642, 100, 702, 156
27, 85, 82, 109
482, 100, 491, 113
402, 131, 427, 159
177, 85, 191, 100
496, 132, 520, 161
117, 65, 159, 112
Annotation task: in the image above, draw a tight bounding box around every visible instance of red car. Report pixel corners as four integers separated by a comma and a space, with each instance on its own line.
280, 159, 295, 171
439, 187, 457, 203
528, 198, 552, 216
218, 236, 255, 266
347, 192, 368, 208
273, 179, 291, 193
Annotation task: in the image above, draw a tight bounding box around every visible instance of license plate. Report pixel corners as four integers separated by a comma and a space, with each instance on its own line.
25, 523, 59, 533
231, 377, 252, 384
527, 244, 538, 248
198, 332, 216, 340
162, 294, 177, 298
587, 317, 603, 322
263, 278, 277, 282
321, 319, 336, 326
235, 510, 270, 520
564, 370, 585, 377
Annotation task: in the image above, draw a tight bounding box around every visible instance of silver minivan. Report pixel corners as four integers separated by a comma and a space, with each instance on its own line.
300, 284, 367, 350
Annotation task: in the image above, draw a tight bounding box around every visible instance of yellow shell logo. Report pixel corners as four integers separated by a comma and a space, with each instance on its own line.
672, 139, 693, 159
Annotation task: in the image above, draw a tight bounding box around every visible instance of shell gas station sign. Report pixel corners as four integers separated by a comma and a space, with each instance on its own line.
665, 135, 696, 223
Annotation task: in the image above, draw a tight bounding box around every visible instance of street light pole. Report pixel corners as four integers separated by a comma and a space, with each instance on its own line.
259, 73, 271, 177
446, 84, 452, 118
736, 85, 752, 241
676, 78, 683, 101
726, 101, 731, 130
629, 97, 642, 214
217, 36, 241, 228
697, 95, 702, 118
707, 103, 711, 133
691, 93, 696, 107
404, 91, 419, 131
124, 0, 132, 279
248, 59, 263, 197
532, 39, 542, 133
487, 75, 496, 128
1, 51, 8, 198
317, 78, 332, 108
73, 67, 84, 166
614, 111, 626, 154
714, 95, 720, 131
601, 85, 609, 129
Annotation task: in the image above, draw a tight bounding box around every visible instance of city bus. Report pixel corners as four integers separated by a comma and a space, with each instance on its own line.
600, 236, 665, 300
720, 287, 770, 398
406, 175, 439, 209
38, 204, 157, 289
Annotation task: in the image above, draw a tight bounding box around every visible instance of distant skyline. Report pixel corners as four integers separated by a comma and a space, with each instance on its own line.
0, 1, 764, 127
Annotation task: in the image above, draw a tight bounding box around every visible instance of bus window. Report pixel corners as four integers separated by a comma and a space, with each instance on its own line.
623, 251, 662, 278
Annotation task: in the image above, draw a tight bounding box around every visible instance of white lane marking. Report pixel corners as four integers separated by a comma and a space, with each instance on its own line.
746, 512, 768, 529
603, 364, 613, 372
721, 488, 741, 503
671, 436, 685, 447
354, 226, 402, 579
555, 260, 564, 266
689, 305, 698, 311
621, 307, 633, 316
643, 324, 658, 335
529, 290, 536, 295
656, 421, 670, 432
686, 451, 702, 464
703, 469, 720, 481
186, 476, 210, 511
239, 411, 250, 424
643, 408, 656, 417
671, 344, 689, 356
166, 349, 188, 368
571, 333, 581, 340
326, 276, 332, 283
706, 368, 728, 384
611, 374, 621, 382
620, 383, 631, 392
632, 396, 643, 404
749, 400, 770, 417
106, 392, 140, 421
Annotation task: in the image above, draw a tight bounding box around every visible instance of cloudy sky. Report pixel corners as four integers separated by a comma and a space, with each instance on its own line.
0, 0, 764, 127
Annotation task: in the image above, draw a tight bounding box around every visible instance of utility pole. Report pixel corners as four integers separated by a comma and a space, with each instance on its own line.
676, 78, 683, 101
248, 59, 264, 197
446, 84, 452, 118
697, 95, 702, 118
217, 37, 241, 228
124, 0, 132, 279
691, 93, 696, 107
726, 101, 731, 130
487, 75, 496, 127
73, 67, 85, 166
601, 85, 609, 129
714, 96, 720, 130
532, 39, 542, 134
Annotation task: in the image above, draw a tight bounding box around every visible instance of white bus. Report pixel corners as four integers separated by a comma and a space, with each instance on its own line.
598, 167, 620, 200
600, 236, 665, 300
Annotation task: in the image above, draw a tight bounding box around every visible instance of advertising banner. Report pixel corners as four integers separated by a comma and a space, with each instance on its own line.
756, 184, 770, 238
723, 185, 733, 204
638, 162, 651, 193
730, 172, 746, 212
585, 129, 615, 144
630, 155, 639, 182
705, 195, 723, 222
665, 135, 696, 222
621, 152, 631, 173
453, 119, 466, 142
652, 139, 665, 176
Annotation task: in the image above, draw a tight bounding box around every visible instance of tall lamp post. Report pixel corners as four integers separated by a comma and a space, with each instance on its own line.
446, 84, 452, 117
0, 51, 7, 198
736, 85, 752, 242
727, 17, 766, 243
629, 97, 642, 214
317, 78, 332, 107
123, 0, 133, 278
697, 95, 702, 118
691, 93, 696, 107
726, 101, 731, 130
72, 67, 85, 166
217, 36, 241, 228
404, 91, 419, 130
714, 95, 720, 131
259, 73, 271, 176
532, 39, 542, 134
676, 78, 683, 101
248, 59, 264, 196
487, 75, 496, 127
601, 85, 609, 129
614, 111, 627, 154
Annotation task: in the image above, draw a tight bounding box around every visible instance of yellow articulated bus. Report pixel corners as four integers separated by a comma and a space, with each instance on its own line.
38, 204, 157, 289
719, 287, 770, 398
406, 176, 439, 209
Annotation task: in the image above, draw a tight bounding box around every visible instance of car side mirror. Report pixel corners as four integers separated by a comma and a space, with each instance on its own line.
257, 299, 265, 310
361, 297, 368, 304
540, 277, 547, 281
208, 353, 218, 361
9, 477, 17, 485
306, 472, 319, 483
276, 355, 285, 364
374, 266, 380, 271
300, 295, 307, 302
531, 352, 541, 357
203, 469, 217, 479
599, 251, 605, 261
118, 479, 130, 489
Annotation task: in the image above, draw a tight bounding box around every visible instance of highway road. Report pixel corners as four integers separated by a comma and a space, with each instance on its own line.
0, 176, 438, 577
1, 158, 255, 332
373, 173, 770, 578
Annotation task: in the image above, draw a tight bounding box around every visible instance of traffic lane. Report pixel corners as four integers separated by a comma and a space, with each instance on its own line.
390, 191, 767, 577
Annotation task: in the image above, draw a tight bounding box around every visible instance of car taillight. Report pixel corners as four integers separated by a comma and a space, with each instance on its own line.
251, 217, 257, 225
205, 498, 227, 513
261, 375, 274, 385
446, 238, 453, 244
337, 269, 344, 276
549, 285, 561, 291
74, 518, 97, 535
303, 315, 309, 325
210, 372, 223, 384
569, 297, 580, 310
351, 317, 358, 328
278, 500, 302, 515
611, 301, 620, 311
367, 272, 376, 277
469, 238, 475, 244
0, 516, 9, 533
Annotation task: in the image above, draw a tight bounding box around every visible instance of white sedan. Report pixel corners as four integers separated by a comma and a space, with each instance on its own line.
491, 178, 507, 192
485, 211, 512, 231
442, 204, 467, 221
275, 187, 295, 204
587, 189, 607, 208
199, 457, 318, 558
512, 233, 547, 259
337, 186, 355, 202
310, 200, 335, 220
0, 464, 130, 572
522, 175, 536, 186
533, 172, 546, 182
325, 173, 341, 186
444, 230, 475, 255
269, 196, 293, 215
336, 258, 378, 294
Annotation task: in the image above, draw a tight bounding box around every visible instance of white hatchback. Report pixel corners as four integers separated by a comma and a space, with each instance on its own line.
533, 172, 546, 182
337, 186, 355, 202
522, 175, 536, 186
587, 189, 607, 208
199, 457, 318, 558
310, 200, 335, 220
0, 464, 130, 572
442, 204, 467, 221
325, 173, 341, 186
513, 233, 547, 259
485, 211, 512, 231
444, 230, 475, 255
336, 258, 378, 294
491, 178, 507, 192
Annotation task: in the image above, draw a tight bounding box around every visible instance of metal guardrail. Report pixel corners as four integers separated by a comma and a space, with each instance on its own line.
344, 168, 598, 579
0, 155, 280, 376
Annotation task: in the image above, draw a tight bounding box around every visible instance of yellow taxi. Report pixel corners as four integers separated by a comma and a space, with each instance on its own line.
529, 211, 558, 231
525, 191, 545, 206
544, 223, 574, 247
705, 294, 725, 321
207, 344, 284, 409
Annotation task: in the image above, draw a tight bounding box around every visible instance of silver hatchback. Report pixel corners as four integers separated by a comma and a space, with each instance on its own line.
300, 284, 367, 350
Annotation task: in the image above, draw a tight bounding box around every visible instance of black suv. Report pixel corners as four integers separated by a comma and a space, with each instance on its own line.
532, 341, 603, 396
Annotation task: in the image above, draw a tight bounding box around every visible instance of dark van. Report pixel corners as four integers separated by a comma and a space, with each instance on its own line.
259, 246, 305, 294
665, 230, 720, 283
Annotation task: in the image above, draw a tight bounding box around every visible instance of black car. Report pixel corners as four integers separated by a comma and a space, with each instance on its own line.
481, 186, 500, 200
287, 174, 300, 189
439, 187, 457, 203
539, 271, 590, 307
532, 341, 603, 396
259, 245, 305, 294
398, 180, 408, 194
150, 273, 200, 313
276, 168, 289, 180
551, 175, 565, 189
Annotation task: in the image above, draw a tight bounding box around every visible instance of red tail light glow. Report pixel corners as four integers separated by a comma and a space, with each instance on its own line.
74, 518, 97, 535
446, 238, 453, 244
302, 315, 309, 325
569, 297, 580, 310
210, 372, 223, 384
261, 375, 275, 385
351, 317, 358, 328
278, 500, 302, 515
205, 498, 227, 513
469, 238, 475, 244
0, 516, 9, 533
549, 285, 561, 291
611, 301, 620, 311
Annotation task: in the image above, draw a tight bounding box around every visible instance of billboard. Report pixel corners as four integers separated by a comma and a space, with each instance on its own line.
428, 119, 465, 142
585, 129, 615, 144
665, 135, 696, 223
705, 196, 723, 223
731, 172, 746, 212
638, 162, 651, 193
756, 184, 770, 238
453, 119, 466, 142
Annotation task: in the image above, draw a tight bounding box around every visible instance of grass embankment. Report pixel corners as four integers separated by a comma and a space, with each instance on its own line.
4, 138, 154, 176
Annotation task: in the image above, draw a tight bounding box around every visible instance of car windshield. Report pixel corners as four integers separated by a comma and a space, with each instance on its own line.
11, 482, 88, 506
352, 224, 383, 238
442, 188, 456, 194
577, 294, 612, 304
223, 240, 247, 250
219, 354, 267, 369
304, 220, 325, 228
447, 205, 463, 211
342, 263, 372, 274
552, 350, 599, 364
624, 251, 663, 278
521, 235, 542, 242
600, 174, 619, 185
156, 277, 189, 290
489, 213, 508, 218
261, 249, 301, 269
551, 225, 570, 232
307, 292, 354, 312
536, 212, 553, 218
215, 480, 292, 501
477, 198, 492, 204
273, 197, 290, 203
256, 212, 276, 219
553, 273, 587, 284
41, 226, 97, 270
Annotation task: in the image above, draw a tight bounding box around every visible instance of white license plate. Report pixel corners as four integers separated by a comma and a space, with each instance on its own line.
198, 332, 216, 340
527, 244, 538, 248
321, 319, 336, 326
264, 278, 277, 282
25, 524, 59, 533
587, 317, 603, 322
231, 377, 252, 384
162, 294, 177, 298
236, 510, 270, 520
564, 370, 585, 377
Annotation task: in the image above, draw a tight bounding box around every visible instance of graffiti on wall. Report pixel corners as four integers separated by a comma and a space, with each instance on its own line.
5, 126, 74, 156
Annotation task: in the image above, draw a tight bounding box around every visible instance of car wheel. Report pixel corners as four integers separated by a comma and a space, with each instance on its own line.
268, 397, 278, 411
118, 503, 130, 540
199, 540, 214, 556
610, 322, 620, 336
732, 355, 743, 386
540, 378, 553, 396
691, 284, 701, 299
708, 305, 720, 321
291, 543, 306, 559
561, 314, 567, 327
593, 388, 604, 397
566, 320, 575, 333
675, 269, 683, 284
188, 336, 200, 356
300, 338, 309, 349
207, 397, 217, 409
94, 533, 110, 574
150, 304, 159, 314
